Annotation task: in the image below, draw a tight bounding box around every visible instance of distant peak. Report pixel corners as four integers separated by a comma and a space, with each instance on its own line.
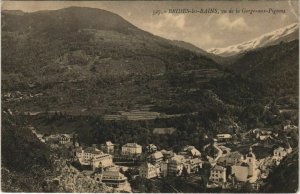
208, 23, 299, 57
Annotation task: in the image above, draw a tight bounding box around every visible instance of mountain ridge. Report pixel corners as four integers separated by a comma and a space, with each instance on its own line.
208, 23, 299, 57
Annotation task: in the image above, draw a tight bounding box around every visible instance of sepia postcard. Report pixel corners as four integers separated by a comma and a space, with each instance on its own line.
1, 0, 299, 193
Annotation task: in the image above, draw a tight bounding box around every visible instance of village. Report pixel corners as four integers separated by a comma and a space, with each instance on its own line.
29, 123, 296, 193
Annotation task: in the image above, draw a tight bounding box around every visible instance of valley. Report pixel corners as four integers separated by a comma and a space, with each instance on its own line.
1, 6, 299, 193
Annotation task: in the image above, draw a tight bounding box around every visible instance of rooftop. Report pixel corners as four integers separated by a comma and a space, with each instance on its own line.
151, 151, 163, 159
84, 147, 103, 155
123, 143, 142, 148
212, 165, 226, 172
106, 141, 114, 146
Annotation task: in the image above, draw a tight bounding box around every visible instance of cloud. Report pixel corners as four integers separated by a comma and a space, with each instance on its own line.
190, 34, 224, 50
144, 14, 186, 38
216, 15, 252, 32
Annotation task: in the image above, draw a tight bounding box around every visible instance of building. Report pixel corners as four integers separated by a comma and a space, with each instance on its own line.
217, 151, 242, 166
161, 149, 174, 160
59, 134, 72, 144
216, 134, 232, 142
231, 164, 249, 182
103, 141, 114, 154
273, 146, 292, 165
146, 144, 157, 153
75, 146, 113, 170
231, 147, 258, 183
160, 161, 169, 177
179, 145, 201, 158
283, 124, 298, 132
186, 158, 202, 173
94, 171, 127, 188
139, 163, 157, 179
149, 151, 164, 166
167, 155, 185, 176
209, 165, 226, 183
121, 143, 142, 156
44, 134, 72, 145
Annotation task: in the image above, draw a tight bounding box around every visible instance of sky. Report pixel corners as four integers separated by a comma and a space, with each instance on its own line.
2, 1, 299, 50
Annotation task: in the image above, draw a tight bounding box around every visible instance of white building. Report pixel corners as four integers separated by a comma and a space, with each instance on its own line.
94, 170, 128, 188
75, 146, 113, 170
216, 134, 232, 141
209, 165, 226, 183
121, 143, 142, 156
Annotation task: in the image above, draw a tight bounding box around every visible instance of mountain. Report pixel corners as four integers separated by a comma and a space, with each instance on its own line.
208, 23, 299, 57
262, 148, 298, 193
170, 40, 231, 65
2, 6, 222, 114
171, 40, 213, 57
210, 39, 299, 109
2, 6, 218, 84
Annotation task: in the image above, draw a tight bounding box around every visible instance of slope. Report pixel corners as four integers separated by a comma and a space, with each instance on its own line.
208, 23, 299, 57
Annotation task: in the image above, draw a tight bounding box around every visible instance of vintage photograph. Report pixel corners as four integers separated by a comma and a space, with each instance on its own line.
1, 0, 299, 192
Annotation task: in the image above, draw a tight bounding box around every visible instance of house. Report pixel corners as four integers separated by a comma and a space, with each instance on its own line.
209, 165, 226, 183
59, 134, 72, 144
146, 144, 157, 153
231, 147, 258, 183
273, 146, 292, 165
283, 124, 298, 132
149, 151, 164, 166
101, 141, 114, 154
217, 151, 242, 166
167, 155, 185, 176
139, 163, 157, 179
75, 146, 113, 170
161, 149, 174, 160
179, 145, 201, 158
216, 134, 232, 142
94, 171, 127, 188
44, 134, 72, 145
186, 158, 202, 173
121, 143, 142, 156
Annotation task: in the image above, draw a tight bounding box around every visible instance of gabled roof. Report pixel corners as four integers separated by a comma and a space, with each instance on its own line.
151, 151, 163, 159
61, 134, 72, 138
212, 165, 225, 172
106, 141, 114, 146
123, 143, 142, 148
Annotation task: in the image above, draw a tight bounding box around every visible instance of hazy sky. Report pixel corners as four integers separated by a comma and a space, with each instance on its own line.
2, 1, 299, 50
